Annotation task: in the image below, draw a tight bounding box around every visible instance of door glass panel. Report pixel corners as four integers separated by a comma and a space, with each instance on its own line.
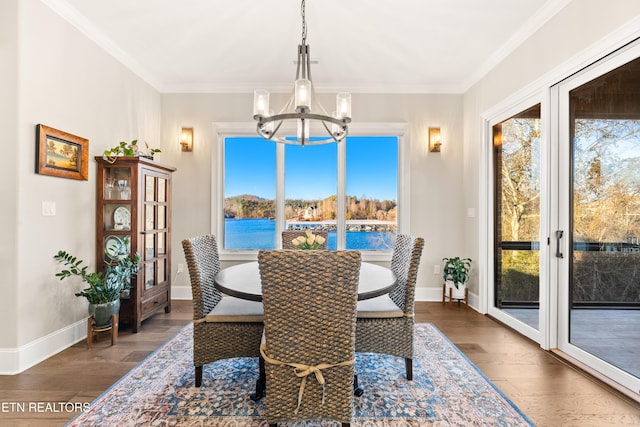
145, 205, 155, 231
158, 178, 166, 203
158, 206, 165, 229
569, 56, 640, 377
145, 175, 155, 202
158, 232, 166, 255
493, 104, 541, 330
145, 233, 155, 259
158, 258, 166, 283
145, 262, 155, 290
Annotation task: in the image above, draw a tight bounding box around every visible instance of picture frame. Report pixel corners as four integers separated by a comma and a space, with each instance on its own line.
36, 124, 89, 180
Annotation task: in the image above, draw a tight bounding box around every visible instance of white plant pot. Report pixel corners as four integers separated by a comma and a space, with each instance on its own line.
445, 280, 467, 300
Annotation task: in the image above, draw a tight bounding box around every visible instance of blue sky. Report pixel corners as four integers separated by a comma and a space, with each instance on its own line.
225, 136, 398, 201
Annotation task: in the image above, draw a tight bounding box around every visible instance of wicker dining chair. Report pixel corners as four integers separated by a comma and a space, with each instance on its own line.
282, 230, 328, 250
258, 249, 361, 427
182, 235, 264, 387
355, 234, 424, 380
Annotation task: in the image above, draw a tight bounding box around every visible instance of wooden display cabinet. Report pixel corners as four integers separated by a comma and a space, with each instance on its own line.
95, 156, 176, 333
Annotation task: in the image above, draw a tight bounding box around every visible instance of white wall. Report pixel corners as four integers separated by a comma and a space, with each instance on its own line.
0, 0, 162, 373
160, 93, 464, 301
0, 0, 20, 353
463, 0, 640, 304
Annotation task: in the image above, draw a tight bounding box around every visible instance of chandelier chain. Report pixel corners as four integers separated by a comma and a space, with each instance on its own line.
301, 0, 307, 45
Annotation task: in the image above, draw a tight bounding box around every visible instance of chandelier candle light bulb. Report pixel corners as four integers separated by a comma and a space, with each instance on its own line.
253, 90, 270, 117
336, 93, 351, 118
295, 79, 311, 110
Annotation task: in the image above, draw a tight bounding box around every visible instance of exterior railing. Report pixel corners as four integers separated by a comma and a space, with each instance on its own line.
498, 240, 640, 308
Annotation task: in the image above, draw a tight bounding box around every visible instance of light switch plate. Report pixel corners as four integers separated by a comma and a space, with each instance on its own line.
42, 201, 56, 216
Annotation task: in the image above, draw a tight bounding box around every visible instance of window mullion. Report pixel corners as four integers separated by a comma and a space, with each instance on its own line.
337, 139, 346, 249
276, 143, 286, 248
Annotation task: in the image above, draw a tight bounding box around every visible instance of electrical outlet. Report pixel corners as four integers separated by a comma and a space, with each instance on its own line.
177, 264, 184, 273
433, 264, 440, 275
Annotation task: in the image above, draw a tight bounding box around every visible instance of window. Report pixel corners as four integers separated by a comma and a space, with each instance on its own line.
345, 136, 398, 250
223, 137, 276, 249
221, 131, 401, 254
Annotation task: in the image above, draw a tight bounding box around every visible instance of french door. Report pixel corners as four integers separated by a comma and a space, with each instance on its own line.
489, 102, 543, 344
554, 42, 640, 394
489, 39, 640, 395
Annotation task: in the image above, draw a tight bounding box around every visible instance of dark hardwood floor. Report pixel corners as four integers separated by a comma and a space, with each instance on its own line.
1, 301, 639, 426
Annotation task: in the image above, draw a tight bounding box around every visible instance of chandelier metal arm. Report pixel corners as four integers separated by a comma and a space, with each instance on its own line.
255, 112, 350, 127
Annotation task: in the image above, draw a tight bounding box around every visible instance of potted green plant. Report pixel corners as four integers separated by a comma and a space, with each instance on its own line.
53, 238, 141, 327
442, 257, 472, 300
103, 139, 161, 164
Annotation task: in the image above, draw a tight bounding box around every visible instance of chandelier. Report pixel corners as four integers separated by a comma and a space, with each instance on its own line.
252, 0, 351, 146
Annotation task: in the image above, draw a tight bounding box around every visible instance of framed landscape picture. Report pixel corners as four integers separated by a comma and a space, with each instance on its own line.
36, 124, 89, 180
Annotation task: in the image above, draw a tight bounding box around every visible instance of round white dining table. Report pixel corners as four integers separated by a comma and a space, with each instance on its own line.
214, 261, 397, 302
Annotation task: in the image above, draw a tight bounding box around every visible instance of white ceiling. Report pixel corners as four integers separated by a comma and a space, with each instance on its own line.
42, 0, 570, 94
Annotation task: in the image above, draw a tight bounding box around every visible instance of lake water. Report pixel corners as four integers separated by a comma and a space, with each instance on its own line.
224, 218, 395, 250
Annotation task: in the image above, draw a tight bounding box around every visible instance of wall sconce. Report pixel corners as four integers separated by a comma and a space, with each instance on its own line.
180, 127, 193, 152
429, 127, 442, 152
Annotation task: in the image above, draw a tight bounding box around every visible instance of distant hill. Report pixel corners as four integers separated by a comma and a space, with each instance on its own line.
224, 194, 275, 218
224, 194, 396, 222
227, 194, 266, 202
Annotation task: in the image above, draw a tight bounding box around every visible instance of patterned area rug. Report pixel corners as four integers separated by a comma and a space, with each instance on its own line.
66, 323, 533, 426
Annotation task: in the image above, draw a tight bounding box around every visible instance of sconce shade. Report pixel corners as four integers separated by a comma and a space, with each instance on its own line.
180, 127, 193, 152
429, 127, 441, 152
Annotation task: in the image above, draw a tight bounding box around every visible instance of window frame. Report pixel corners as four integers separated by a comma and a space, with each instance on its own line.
213, 122, 410, 262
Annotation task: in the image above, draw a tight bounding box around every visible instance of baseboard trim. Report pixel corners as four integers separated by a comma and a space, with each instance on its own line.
0, 318, 86, 375
415, 287, 477, 310
171, 285, 192, 300
0, 286, 476, 375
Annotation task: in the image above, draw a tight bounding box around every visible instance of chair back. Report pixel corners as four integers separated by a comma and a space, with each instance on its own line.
182, 235, 223, 320
282, 230, 328, 250
388, 234, 424, 315
258, 249, 361, 423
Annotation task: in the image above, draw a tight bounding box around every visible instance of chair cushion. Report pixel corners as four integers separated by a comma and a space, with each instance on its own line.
356, 295, 404, 318
205, 297, 264, 322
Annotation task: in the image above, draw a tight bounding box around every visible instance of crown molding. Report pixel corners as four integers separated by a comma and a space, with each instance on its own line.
40, 0, 163, 90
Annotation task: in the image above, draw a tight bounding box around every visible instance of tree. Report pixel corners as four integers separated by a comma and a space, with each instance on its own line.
499, 117, 541, 242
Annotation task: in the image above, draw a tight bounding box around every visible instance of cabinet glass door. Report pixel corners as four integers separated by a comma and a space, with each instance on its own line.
143, 174, 157, 292
141, 171, 169, 293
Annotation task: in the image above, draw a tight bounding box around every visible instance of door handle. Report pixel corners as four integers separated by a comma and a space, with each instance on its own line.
555, 230, 564, 258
